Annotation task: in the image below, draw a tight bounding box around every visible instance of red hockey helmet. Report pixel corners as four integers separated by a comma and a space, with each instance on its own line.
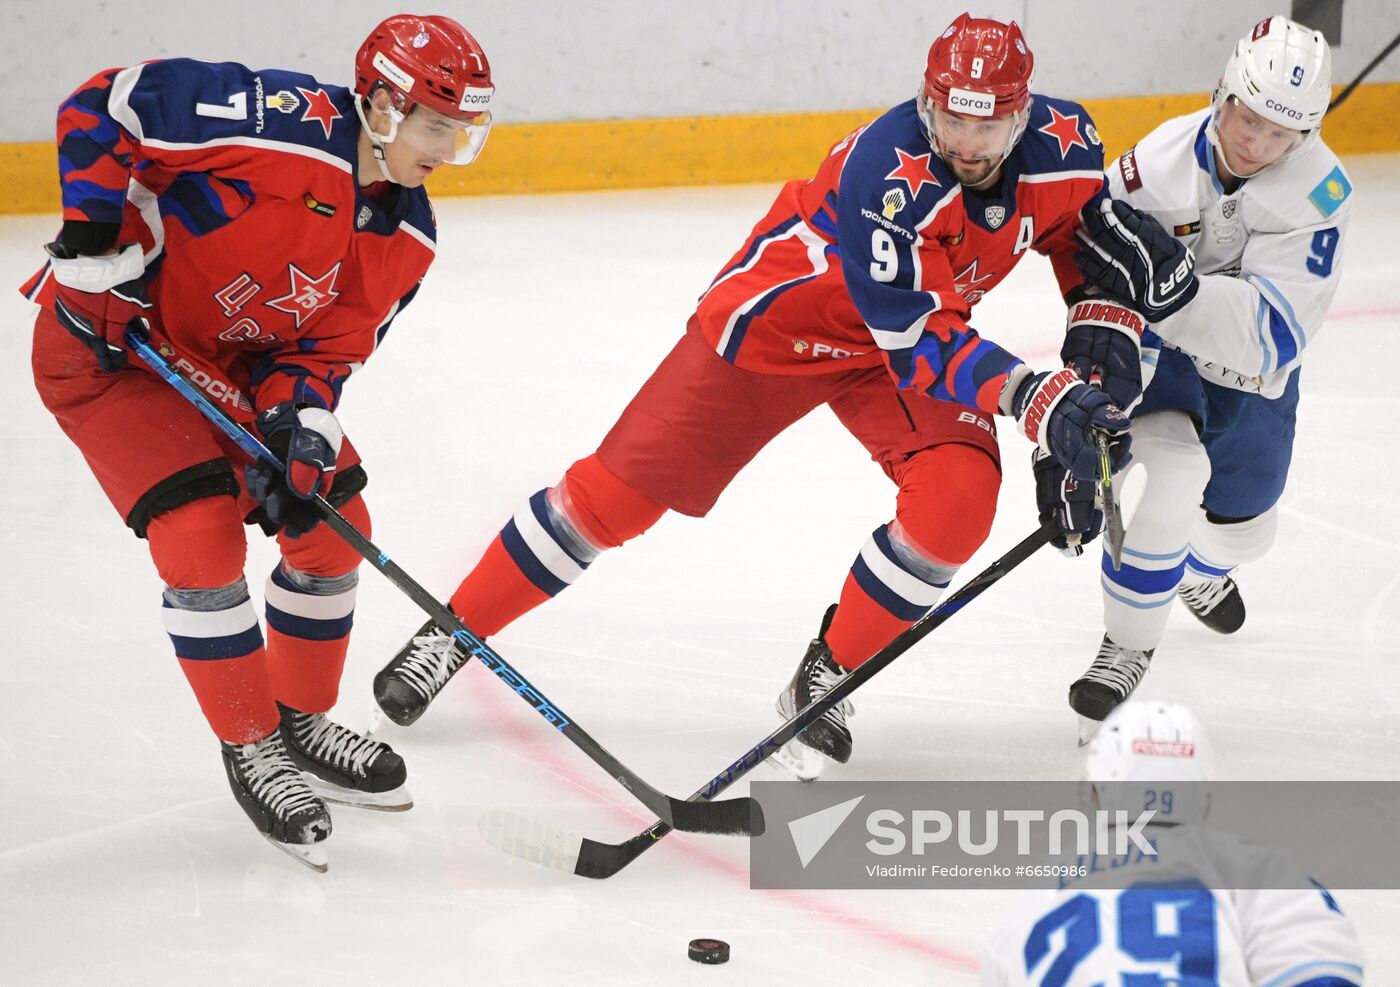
918, 14, 1035, 186
922, 13, 1034, 119
354, 14, 494, 168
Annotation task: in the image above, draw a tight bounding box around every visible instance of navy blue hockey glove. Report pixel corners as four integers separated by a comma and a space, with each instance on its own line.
1061, 297, 1145, 410
1012, 369, 1131, 482
1033, 448, 1102, 557
1074, 198, 1199, 323
46, 242, 151, 373
245, 402, 343, 538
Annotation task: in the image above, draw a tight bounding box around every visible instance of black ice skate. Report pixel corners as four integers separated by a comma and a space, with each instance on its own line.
279, 703, 412, 811
373, 618, 472, 726
1069, 635, 1154, 745
1178, 575, 1246, 634
773, 606, 854, 780
221, 729, 332, 872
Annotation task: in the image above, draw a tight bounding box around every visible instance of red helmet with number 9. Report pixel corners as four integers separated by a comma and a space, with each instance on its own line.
355, 14, 494, 169
918, 14, 1035, 185
922, 13, 1034, 118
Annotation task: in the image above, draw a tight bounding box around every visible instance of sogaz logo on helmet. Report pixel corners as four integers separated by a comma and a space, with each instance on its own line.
1265, 98, 1304, 121
459, 85, 495, 113
947, 87, 996, 117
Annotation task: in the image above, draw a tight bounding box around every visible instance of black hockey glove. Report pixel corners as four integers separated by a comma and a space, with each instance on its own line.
1012, 369, 1132, 482
1061, 297, 1145, 410
1033, 448, 1102, 557
245, 402, 343, 538
1074, 198, 1199, 323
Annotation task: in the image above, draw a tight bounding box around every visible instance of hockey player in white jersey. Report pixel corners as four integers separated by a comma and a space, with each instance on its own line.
1059, 15, 1353, 725
980, 701, 1365, 985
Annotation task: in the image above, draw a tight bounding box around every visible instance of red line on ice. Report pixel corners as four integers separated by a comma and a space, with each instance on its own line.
467, 665, 981, 975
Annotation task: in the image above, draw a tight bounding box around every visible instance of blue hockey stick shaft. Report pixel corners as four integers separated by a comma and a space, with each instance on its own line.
126, 327, 758, 837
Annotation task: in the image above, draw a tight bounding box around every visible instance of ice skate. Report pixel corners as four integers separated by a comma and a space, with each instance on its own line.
1178, 575, 1246, 634
1069, 635, 1154, 745
373, 618, 472, 726
221, 730, 332, 872
279, 703, 412, 811
772, 606, 854, 780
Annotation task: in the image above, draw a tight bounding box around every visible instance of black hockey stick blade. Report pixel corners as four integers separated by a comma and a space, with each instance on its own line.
130, 329, 756, 838
483, 522, 1057, 879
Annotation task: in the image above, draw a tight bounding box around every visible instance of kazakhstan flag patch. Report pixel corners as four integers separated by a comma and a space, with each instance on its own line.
1308, 166, 1352, 218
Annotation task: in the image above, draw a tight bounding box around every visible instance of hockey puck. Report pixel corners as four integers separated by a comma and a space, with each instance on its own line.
687, 938, 730, 964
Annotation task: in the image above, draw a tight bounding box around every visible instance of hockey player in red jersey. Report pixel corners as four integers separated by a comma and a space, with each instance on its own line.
375, 14, 1137, 777
23, 14, 494, 868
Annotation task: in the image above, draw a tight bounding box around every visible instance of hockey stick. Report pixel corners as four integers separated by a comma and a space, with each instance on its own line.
126, 327, 757, 837
480, 519, 1058, 878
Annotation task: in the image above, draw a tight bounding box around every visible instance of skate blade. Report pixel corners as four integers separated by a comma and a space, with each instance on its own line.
768, 739, 827, 782
265, 835, 328, 873
306, 776, 414, 812
365, 707, 391, 739
1076, 715, 1105, 748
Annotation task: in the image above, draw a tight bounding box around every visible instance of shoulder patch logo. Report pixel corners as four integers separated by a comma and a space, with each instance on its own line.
1307, 166, 1352, 218
881, 187, 907, 219
1037, 106, 1088, 159
1119, 147, 1143, 192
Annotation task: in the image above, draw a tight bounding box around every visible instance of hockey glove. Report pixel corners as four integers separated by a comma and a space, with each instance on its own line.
46, 242, 151, 373
1074, 198, 1199, 323
245, 402, 344, 538
1061, 297, 1145, 410
1012, 368, 1132, 482
1033, 448, 1102, 557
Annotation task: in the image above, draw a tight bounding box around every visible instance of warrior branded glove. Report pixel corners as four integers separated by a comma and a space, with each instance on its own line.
1011, 368, 1132, 482
245, 402, 344, 538
46, 241, 151, 373
1074, 197, 1199, 323
1033, 448, 1102, 557
1061, 297, 1145, 410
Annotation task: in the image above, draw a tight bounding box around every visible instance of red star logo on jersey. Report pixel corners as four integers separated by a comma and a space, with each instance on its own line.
885, 148, 941, 198
264, 262, 342, 328
1038, 106, 1088, 159
296, 87, 342, 140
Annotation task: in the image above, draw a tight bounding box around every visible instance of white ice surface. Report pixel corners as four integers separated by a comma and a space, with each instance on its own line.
2, 156, 1397, 984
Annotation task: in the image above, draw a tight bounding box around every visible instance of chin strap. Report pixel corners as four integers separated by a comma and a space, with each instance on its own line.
354, 96, 399, 184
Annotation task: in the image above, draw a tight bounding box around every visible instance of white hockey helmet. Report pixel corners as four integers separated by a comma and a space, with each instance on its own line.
1215, 15, 1332, 139
1084, 700, 1212, 824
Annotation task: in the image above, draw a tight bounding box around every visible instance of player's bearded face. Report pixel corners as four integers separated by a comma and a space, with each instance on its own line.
1215, 96, 1303, 178
929, 106, 1017, 188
